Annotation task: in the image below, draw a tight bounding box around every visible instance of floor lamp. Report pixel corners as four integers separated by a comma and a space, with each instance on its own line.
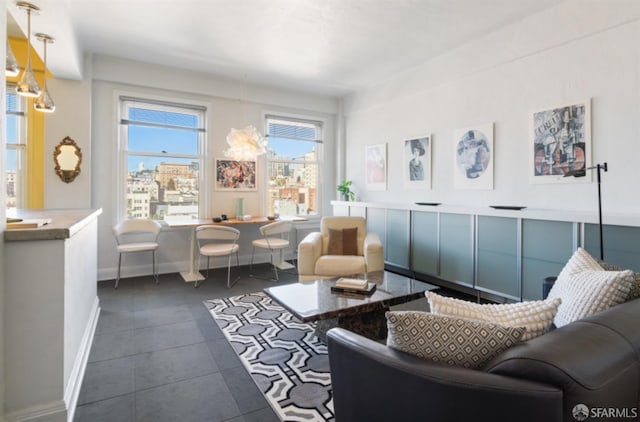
564, 162, 608, 260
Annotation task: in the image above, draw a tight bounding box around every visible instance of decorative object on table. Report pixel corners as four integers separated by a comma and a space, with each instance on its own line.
53, 136, 82, 183
220, 214, 228, 220
365, 143, 387, 191
415, 202, 441, 206
205, 292, 334, 422
15, 2, 41, 98
336, 180, 355, 201
453, 123, 494, 190
403, 135, 431, 190
564, 162, 608, 259
215, 158, 257, 190
34, 33, 55, 113
331, 278, 376, 295
223, 125, 267, 161
234, 197, 244, 219
212, 217, 222, 223
267, 215, 278, 221
530, 99, 591, 183
490, 205, 527, 210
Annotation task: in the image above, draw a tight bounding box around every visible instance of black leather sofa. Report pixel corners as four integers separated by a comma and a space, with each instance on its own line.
327, 297, 640, 422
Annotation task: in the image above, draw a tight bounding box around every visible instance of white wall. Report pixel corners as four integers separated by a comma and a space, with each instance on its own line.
343, 0, 640, 217
1, 0, 7, 415
83, 55, 337, 280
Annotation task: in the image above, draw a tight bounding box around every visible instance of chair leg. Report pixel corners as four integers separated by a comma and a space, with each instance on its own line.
250, 246, 256, 271
206, 256, 210, 278
226, 254, 232, 288
270, 250, 279, 280
153, 251, 159, 284
115, 253, 122, 289
195, 254, 202, 288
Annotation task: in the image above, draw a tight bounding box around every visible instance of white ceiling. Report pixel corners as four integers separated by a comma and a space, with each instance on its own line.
7, 0, 565, 97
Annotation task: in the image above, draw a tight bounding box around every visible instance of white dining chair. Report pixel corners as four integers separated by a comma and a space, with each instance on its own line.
196, 225, 241, 288
112, 219, 162, 289
250, 220, 293, 280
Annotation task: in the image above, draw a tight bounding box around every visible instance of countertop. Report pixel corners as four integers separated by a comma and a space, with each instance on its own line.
4, 208, 103, 241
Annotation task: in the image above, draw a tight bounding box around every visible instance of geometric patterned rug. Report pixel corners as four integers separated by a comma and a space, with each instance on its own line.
204, 292, 334, 421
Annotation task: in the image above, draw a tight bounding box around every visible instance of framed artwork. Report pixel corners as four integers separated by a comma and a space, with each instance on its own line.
366, 143, 387, 191
215, 158, 257, 190
530, 100, 591, 184
453, 123, 494, 190
403, 135, 431, 189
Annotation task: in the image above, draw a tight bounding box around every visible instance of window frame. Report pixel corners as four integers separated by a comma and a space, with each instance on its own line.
262, 113, 324, 218
5, 85, 27, 209
117, 94, 208, 221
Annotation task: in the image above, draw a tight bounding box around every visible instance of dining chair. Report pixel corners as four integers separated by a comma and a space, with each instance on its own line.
196, 225, 241, 288
250, 220, 293, 280
112, 219, 162, 289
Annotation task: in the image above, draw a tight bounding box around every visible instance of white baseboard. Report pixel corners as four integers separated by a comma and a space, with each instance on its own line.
64, 297, 100, 422
4, 400, 67, 422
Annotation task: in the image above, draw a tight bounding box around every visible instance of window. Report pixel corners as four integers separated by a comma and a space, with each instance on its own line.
265, 115, 322, 216
119, 97, 206, 220
5, 87, 26, 209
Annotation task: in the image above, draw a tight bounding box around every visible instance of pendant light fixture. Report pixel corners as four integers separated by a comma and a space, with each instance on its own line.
34, 33, 55, 112
6, 41, 20, 77
16, 1, 41, 98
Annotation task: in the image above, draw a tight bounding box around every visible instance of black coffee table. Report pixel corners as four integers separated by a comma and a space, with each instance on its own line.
264, 271, 436, 341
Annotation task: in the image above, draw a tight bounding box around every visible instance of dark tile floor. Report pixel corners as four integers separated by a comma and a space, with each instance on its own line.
74, 263, 299, 422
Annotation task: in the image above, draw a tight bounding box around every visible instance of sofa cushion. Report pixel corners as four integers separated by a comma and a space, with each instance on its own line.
426, 291, 561, 341
327, 227, 358, 255
315, 255, 366, 276
548, 248, 632, 327
386, 311, 525, 369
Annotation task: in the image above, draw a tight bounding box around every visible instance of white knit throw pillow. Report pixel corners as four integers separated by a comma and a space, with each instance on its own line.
547, 248, 633, 327
425, 291, 561, 340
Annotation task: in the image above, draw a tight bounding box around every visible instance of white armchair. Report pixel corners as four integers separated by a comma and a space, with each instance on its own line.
297, 216, 384, 281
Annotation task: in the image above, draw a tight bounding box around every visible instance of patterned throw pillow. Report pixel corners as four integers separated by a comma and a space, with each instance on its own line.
386, 311, 524, 369
598, 261, 640, 301
547, 248, 633, 327
425, 291, 561, 341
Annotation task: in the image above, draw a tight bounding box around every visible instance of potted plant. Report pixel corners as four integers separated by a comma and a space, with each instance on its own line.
337, 180, 356, 201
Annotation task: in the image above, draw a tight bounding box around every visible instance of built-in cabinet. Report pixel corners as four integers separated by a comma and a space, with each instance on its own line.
334, 201, 640, 302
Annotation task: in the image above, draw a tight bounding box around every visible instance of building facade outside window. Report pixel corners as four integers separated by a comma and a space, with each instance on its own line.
119, 97, 206, 220
5, 87, 26, 209
264, 115, 322, 217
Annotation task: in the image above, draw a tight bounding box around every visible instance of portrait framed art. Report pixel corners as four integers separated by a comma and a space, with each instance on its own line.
530, 99, 591, 184
215, 158, 257, 191
366, 143, 387, 191
453, 123, 494, 190
403, 135, 431, 189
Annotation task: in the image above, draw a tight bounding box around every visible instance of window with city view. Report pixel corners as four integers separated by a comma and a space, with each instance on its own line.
265, 115, 322, 216
5, 87, 26, 209
120, 97, 205, 220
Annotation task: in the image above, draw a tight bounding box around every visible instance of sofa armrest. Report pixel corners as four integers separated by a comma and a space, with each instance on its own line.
327, 328, 562, 422
297, 232, 322, 277
363, 232, 384, 272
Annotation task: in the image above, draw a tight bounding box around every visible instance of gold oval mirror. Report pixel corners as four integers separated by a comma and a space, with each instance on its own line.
53, 136, 82, 183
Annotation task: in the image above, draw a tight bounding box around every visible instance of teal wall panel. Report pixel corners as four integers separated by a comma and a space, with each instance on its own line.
439, 213, 473, 286
366, 208, 387, 260
386, 210, 410, 268
477, 216, 519, 298
411, 211, 438, 275
522, 219, 574, 300
585, 224, 640, 271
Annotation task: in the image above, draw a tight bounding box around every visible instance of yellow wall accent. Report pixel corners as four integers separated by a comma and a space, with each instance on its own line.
7, 38, 47, 208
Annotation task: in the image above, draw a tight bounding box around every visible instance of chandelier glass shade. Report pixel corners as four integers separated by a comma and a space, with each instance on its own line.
6, 41, 20, 77
16, 2, 41, 98
224, 125, 267, 161
34, 33, 55, 113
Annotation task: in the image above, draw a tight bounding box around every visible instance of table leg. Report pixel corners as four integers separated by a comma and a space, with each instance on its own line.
179, 227, 205, 283
274, 248, 295, 270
